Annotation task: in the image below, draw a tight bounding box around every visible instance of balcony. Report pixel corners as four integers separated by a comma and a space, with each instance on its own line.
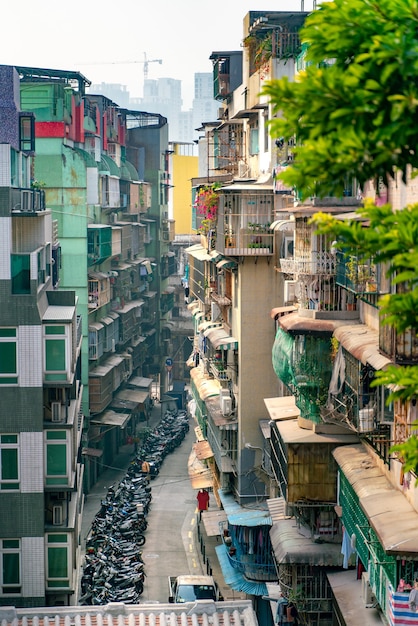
336, 252, 386, 295
223, 227, 273, 256
279, 252, 336, 276
88, 225, 112, 266
209, 359, 231, 382
10, 187, 46, 214
219, 521, 276, 582
88, 272, 111, 310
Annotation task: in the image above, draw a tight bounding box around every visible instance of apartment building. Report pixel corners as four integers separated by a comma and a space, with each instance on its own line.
0, 63, 175, 606
187, 9, 418, 626
0, 65, 84, 607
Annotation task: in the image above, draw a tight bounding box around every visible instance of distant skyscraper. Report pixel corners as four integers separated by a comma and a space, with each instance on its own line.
192, 73, 219, 141
88, 82, 130, 108
88, 73, 218, 148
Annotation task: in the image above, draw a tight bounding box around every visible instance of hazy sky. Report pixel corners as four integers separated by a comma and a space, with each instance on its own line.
2, 0, 316, 108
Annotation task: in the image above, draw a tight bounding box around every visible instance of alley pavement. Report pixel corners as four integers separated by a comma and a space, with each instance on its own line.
79, 402, 246, 604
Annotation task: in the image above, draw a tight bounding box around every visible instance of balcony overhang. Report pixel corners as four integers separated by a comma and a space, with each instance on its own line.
334, 444, 418, 557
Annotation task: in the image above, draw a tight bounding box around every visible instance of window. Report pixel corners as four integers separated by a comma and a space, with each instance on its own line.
0, 329, 17, 385
45, 431, 68, 486
249, 125, 259, 155
44, 325, 67, 382
46, 534, 69, 589
0, 435, 19, 491
19, 113, 35, 153
1, 539, 21, 595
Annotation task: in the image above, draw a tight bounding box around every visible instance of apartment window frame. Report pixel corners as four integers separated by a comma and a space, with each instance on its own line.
0, 539, 21, 595
45, 431, 69, 486
0, 329, 18, 385
19, 112, 35, 154
46, 533, 70, 589
43, 324, 69, 382
0, 435, 19, 491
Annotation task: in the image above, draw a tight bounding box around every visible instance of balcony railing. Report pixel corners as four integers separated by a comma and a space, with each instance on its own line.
280, 252, 336, 276
209, 360, 231, 382
224, 229, 273, 256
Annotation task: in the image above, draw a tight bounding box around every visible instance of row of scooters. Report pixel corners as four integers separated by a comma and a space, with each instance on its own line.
79, 408, 190, 605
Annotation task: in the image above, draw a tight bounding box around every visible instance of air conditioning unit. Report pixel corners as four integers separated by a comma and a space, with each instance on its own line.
51, 402, 63, 422
361, 572, 376, 606
21, 190, 32, 212
238, 161, 248, 178
220, 393, 232, 417
284, 236, 294, 258
284, 280, 297, 303
52, 504, 63, 526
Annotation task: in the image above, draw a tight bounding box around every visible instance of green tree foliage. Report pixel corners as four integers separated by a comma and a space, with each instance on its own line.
261, 0, 418, 199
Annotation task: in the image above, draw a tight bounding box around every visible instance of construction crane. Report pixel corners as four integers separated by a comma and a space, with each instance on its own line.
77, 54, 162, 80
142, 52, 162, 80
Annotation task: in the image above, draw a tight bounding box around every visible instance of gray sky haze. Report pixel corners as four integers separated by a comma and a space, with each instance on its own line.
3, 0, 316, 107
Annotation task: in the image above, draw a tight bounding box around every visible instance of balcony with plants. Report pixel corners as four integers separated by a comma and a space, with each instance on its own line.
217, 191, 274, 256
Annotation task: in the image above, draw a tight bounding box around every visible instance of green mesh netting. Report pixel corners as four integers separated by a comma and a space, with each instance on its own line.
272, 327, 334, 423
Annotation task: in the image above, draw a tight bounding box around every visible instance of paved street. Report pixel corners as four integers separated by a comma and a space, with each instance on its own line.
80, 404, 244, 603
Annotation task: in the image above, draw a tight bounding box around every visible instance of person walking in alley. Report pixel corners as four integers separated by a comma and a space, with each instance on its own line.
196, 488, 210, 519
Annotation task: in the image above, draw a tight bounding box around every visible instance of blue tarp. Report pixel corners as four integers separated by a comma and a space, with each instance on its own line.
216, 544, 268, 596
218, 489, 272, 527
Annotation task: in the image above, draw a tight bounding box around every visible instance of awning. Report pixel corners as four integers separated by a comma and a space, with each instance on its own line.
190, 367, 220, 400
270, 305, 298, 319
218, 489, 272, 527
204, 327, 238, 351
333, 444, 418, 557
216, 258, 238, 270
193, 440, 214, 461
187, 301, 200, 312
201, 509, 228, 537
90, 410, 131, 429
100, 154, 120, 177
198, 320, 223, 332
128, 376, 153, 389
89, 322, 104, 332
333, 324, 393, 370
264, 396, 300, 422
115, 389, 149, 405
82, 447, 103, 458
215, 544, 268, 596
188, 449, 213, 489
185, 244, 212, 262
270, 219, 294, 231
42, 305, 75, 322
279, 311, 352, 335
270, 518, 343, 566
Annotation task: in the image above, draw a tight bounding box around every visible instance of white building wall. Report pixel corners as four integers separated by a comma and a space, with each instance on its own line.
0, 217, 11, 279
20, 431, 44, 492
22, 536, 45, 597
18, 325, 43, 387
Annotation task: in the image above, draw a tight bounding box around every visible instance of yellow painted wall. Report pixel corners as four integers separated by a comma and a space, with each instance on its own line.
172, 151, 198, 235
